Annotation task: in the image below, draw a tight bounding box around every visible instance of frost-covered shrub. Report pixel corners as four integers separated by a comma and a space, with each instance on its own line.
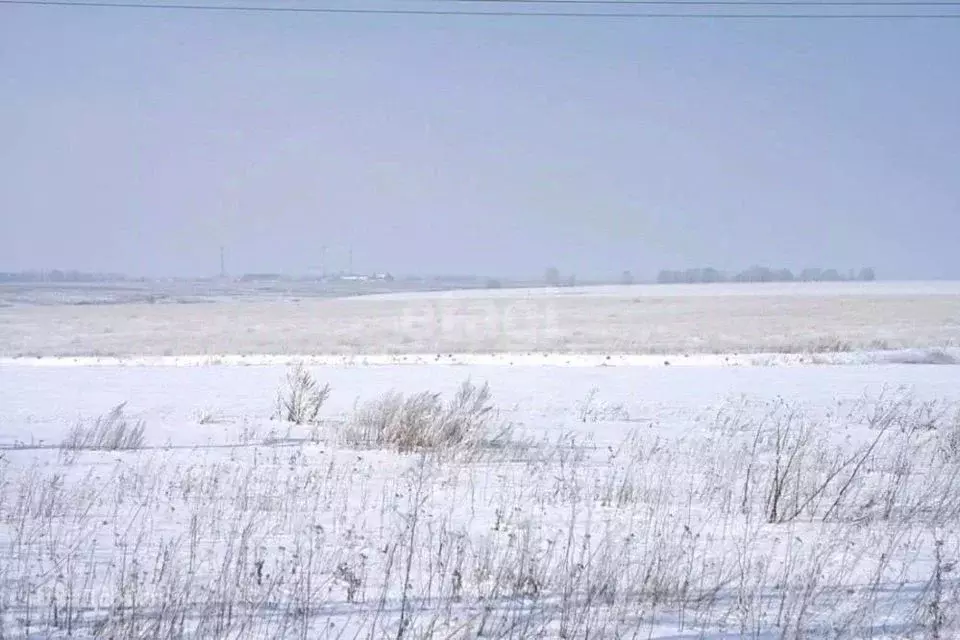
344, 380, 505, 453
276, 362, 331, 425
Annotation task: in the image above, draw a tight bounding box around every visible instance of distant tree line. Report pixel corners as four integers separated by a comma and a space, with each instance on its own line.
656, 266, 876, 285
0, 270, 128, 283
544, 267, 578, 287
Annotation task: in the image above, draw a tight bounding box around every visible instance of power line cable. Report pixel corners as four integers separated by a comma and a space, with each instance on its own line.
2, 0, 959, 17
428, 0, 960, 5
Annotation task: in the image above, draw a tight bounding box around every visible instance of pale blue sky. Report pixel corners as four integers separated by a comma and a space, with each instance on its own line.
1, 3, 958, 279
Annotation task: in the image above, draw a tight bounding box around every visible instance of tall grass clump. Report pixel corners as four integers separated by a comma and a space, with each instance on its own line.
61, 402, 145, 451
275, 362, 331, 425
344, 379, 507, 453
576, 386, 630, 423
938, 407, 960, 463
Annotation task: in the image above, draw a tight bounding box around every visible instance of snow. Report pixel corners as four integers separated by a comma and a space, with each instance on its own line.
2, 346, 959, 369
2, 360, 960, 638
1, 283, 960, 638
3, 283, 960, 358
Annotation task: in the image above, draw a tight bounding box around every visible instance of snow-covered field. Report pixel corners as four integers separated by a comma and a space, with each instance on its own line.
2, 284, 960, 638
3, 281, 960, 358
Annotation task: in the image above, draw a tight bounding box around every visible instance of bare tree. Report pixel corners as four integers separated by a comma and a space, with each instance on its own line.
545, 266, 561, 286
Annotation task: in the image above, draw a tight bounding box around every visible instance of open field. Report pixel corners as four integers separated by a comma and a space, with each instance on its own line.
2, 363, 960, 638
2, 283, 960, 638
2, 282, 960, 358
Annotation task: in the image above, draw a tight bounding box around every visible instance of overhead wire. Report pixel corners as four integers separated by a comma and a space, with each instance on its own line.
2, 0, 960, 18
427, 0, 960, 5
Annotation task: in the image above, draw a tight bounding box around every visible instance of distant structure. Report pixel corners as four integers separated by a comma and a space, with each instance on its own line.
240, 273, 283, 282
332, 272, 394, 283
309, 245, 358, 280
219, 246, 226, 278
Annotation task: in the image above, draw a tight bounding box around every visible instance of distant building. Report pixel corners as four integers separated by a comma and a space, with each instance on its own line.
240, 273, 284, 282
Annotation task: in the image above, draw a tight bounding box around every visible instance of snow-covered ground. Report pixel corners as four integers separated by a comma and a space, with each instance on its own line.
2, 283, 960, 637
2, 347, 960, 369
2, 360, 960, 638
2, 281, 960, 358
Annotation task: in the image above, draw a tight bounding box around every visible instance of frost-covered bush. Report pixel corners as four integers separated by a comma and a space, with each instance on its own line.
275, 362, 331, 425
344, 380, 505, 453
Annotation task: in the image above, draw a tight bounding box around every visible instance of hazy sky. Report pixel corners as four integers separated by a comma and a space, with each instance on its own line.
1, 2, 958, 279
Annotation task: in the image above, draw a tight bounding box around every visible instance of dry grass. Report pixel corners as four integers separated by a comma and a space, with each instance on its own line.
576, 386, 631, 422
5, 287, 960, 358
61, 402, 145, 451
195, 408, 228, 425
342, 379, 510, 454
4, 385, 960, 638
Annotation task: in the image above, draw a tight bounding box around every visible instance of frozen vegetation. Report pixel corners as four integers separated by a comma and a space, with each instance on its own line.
2, 361, 960, 638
